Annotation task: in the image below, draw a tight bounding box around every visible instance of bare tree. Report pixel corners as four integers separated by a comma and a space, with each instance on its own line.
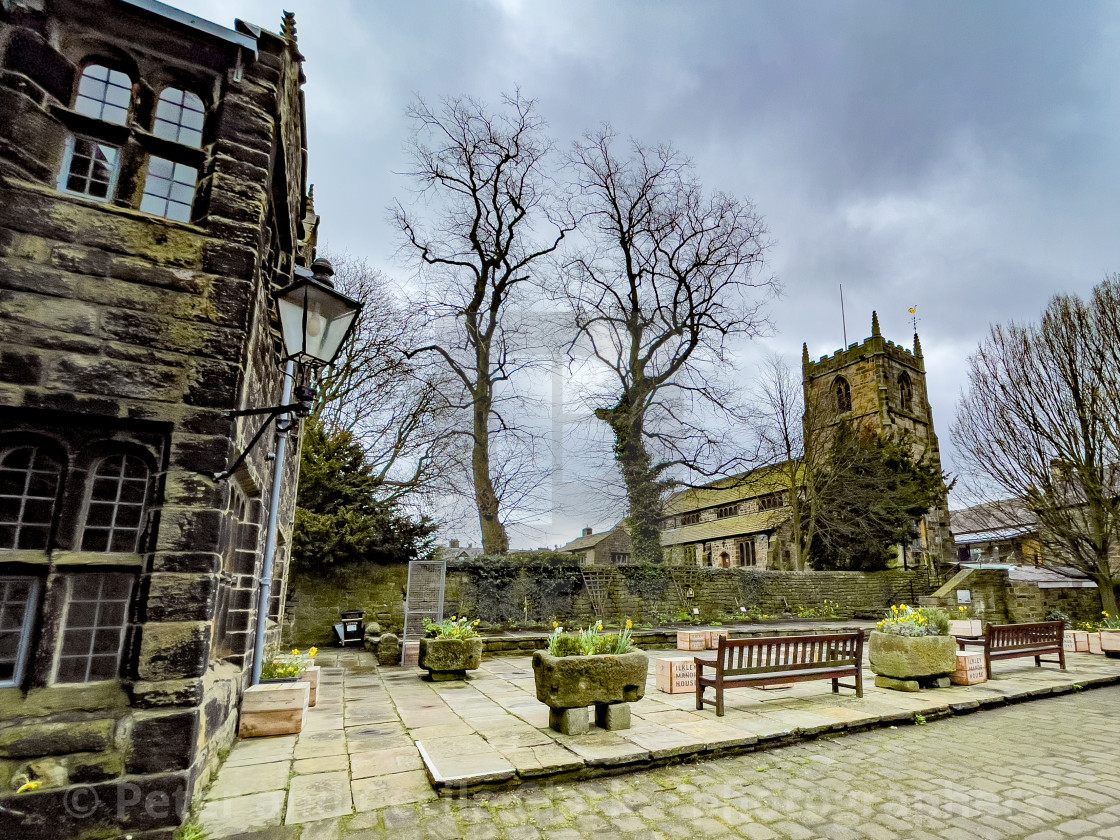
311, 253, 457, 505
749, 353, 831, 569
564, 130, 773, 563
393, 93, 574, 553
953, 280, 1120, 615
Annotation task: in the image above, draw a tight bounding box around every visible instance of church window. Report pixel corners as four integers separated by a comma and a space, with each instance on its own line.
834, 377, 852, 413
899, 372, 913, 412
0, 447, 62, 551
74, 64, 132, 125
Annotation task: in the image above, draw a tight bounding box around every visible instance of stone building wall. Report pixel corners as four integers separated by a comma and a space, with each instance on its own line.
0, 3, 317, 837
920, 568, 1104, 625
284, 561, 938, 644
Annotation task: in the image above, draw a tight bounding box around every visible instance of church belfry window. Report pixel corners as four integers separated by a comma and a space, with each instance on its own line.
74, 64, 132, 125
899, 372, 913, 412
834, 376, 852, 413
153, 88, 205, 147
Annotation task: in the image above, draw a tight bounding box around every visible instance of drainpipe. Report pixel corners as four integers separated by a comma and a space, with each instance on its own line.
251, 359, 296, 684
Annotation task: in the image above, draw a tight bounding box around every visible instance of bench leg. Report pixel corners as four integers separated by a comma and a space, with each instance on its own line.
832, 677, 839, 694
1059, 646, 1066, 670
716, 685, 724, 717
985, 656, 992, 681
1035, 655, 1042, 667
856, 667, 863, 698
696, 682, 704, 711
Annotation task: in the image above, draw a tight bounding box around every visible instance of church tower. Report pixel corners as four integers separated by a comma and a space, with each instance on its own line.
802, 312, 956, 572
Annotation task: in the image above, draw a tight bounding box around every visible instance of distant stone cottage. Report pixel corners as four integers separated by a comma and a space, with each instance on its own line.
0, 1, 319, 836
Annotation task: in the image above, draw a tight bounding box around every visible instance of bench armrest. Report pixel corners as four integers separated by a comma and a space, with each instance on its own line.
956, 636, 985, 649
694, 657, 715, 671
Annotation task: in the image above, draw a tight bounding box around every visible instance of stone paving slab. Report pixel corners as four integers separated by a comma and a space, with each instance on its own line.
199, 651, 1120, 837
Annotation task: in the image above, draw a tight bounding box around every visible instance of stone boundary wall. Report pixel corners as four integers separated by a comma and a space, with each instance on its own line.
920, 568, 1104, 625
284, 560, 937, 645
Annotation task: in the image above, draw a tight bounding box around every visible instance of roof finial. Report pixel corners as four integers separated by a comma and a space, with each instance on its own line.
914, 332, 923, 358
802, 342, 810, 368
305, 184, 315, 215
871, 310, 881, 338
282, 10, 298, 43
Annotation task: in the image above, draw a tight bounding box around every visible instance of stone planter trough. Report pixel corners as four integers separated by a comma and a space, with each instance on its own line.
868, 631, 958, 691
532, 649, 648, 734
300, 664, 320, 705
419, 637, 483, 680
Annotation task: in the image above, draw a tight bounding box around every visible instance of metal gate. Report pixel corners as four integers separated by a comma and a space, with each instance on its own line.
403, 559, 446, 639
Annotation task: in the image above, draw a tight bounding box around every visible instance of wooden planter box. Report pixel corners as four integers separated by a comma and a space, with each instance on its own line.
949, 619, 982, 637
677, 630, 706, 651
418, 638, 483, 680
1099, 630, 1120, 656
706, 629, 730, 649
1063, 631, 1089, 653
1088, 632, 1103, 654
300, 664, 320, 706
950, 651, 987, 685
239, 681, 310, 738
655, 656, 696, 694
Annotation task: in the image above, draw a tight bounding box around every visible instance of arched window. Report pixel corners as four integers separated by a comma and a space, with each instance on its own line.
74, 64, 132, 125
0, 447, 62, 550
153, 88, 205, 147
834, 376, 852, 413
81, 454, 149, 553
899, 372, 913, 412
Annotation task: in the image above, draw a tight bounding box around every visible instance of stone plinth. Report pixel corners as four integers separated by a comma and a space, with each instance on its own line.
300, 665, 320, 706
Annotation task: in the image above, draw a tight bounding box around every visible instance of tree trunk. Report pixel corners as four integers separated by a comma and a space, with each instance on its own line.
600, 398, 663, 564
472, 397, 508, 555
1096, 568, 1118, 617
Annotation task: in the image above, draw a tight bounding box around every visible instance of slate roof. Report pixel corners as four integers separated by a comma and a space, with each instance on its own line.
560, 524, 625, 553
950, 499, 1038, 543
660, 508, 792, 547
663, 462, 797, 515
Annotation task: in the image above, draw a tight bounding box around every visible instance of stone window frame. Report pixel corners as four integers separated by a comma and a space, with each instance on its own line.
834, 376, 852, 413
78, 453, 151, 554
737, 539, 757, 567
715, 504, 738, 519
152, 86, 206, 148
73, 63, 134, 126
52, 571, 135, 684
139, 156, 198, 223
57, 134, 123, 203
0, 443, 66, 552
898, 372, 914, 412
0, 576, 40, 689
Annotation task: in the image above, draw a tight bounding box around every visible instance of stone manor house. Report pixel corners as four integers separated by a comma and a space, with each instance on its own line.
0, 1, 318, 836
571, 314, 958, 573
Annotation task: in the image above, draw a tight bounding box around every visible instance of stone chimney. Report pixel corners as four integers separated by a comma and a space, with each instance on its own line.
449, 539, 460, 548
582, 527, 593, 537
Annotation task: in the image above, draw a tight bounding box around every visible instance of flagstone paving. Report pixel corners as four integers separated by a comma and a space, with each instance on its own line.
198, 648, 1120, 837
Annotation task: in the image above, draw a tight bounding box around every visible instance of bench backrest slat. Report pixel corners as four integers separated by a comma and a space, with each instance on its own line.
988, 621, 1063, 651
717, 632, 862, 676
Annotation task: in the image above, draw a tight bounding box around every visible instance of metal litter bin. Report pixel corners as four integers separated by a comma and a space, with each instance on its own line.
333, 609, 365, 646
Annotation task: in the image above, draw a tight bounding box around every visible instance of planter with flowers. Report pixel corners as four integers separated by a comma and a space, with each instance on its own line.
418, 616, 483, 680
1099, 612, 1120, 657
869, 605, 957, 691
533, 620, 647, 734
240, 653, 311, 737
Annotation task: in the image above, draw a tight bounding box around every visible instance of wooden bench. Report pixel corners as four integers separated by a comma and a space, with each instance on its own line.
956, 620, 1065, 679
695, 632, 864, 716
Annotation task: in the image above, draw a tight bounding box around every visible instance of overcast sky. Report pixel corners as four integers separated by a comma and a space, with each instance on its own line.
176, 0, 1120, 546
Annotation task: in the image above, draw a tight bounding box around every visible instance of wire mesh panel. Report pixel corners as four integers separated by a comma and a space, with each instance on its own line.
403, 560, 446, 639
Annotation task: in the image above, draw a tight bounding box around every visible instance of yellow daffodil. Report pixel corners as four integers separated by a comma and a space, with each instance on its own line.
16, 781, 40, 793
308, 647, 318, 657
553, 621, 559, 628
291, 649, 300, 656
626, 619, 633, 630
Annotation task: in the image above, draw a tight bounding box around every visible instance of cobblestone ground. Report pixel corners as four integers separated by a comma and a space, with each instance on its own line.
285, 686, 1120, 840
